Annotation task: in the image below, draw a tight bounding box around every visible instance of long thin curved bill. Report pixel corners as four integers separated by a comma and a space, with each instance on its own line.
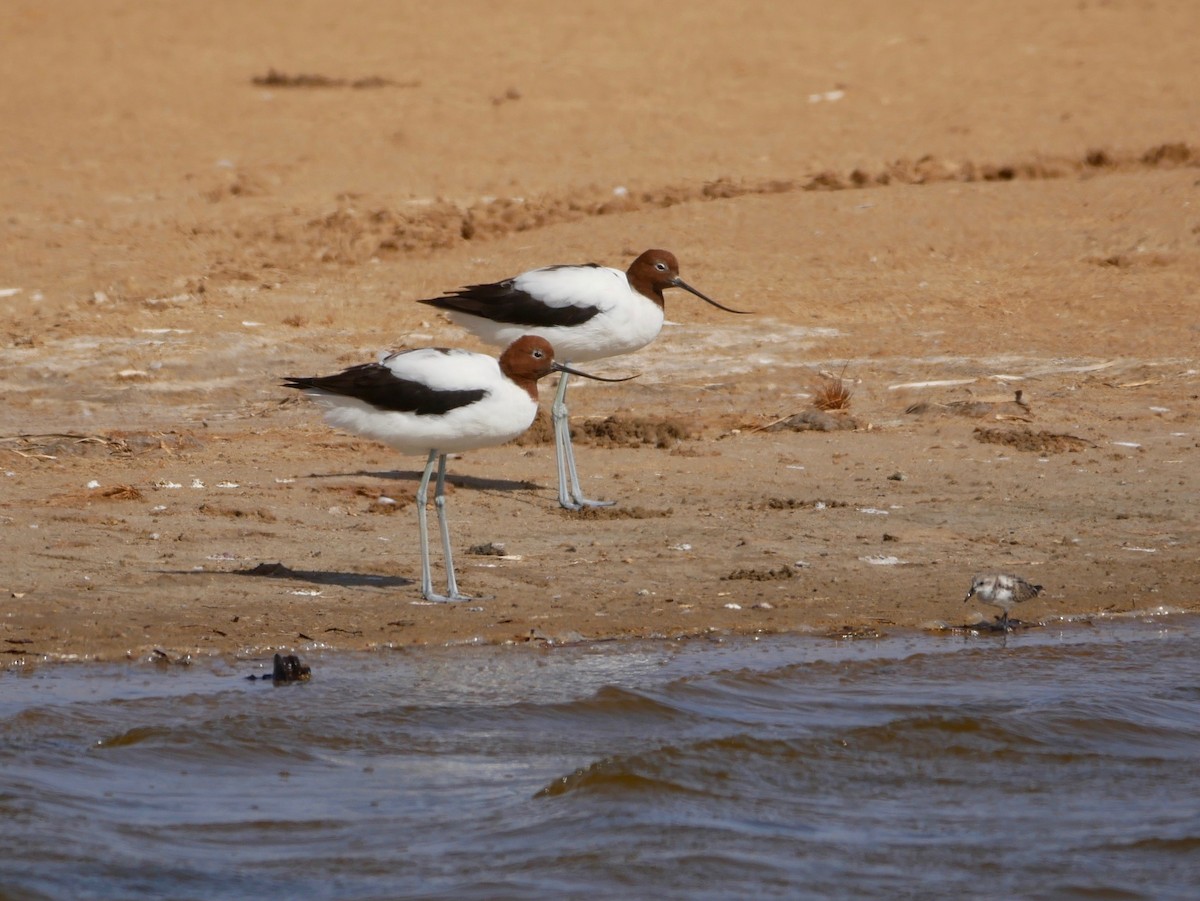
553, 362, 639, 382
674, 278, 752, 314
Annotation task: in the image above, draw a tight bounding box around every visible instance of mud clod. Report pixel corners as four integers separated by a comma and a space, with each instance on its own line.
723, 565, 796, 582
764, 410, 859, 432
973, 427, 1092, 454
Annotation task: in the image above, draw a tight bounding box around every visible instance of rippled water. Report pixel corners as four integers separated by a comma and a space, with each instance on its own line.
3, 617, 1199, 900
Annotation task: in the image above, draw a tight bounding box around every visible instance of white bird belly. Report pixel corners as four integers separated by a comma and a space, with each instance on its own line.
446, 299, 663, 363
310, 384, 538, 455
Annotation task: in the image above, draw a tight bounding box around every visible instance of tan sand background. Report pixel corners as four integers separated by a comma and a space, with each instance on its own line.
2, 0, 1198, 662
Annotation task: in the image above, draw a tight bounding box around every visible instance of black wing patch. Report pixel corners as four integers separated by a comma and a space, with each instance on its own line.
418, 279, 601, 328
284, 364, 488, 416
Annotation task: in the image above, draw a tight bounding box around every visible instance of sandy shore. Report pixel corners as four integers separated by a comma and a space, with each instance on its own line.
2, 1, 1198, 662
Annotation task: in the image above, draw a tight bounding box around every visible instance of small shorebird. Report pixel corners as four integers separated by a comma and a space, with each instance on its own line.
284, 336, 632, 602
418, 249, 749, 510
964, 573, 1044, 631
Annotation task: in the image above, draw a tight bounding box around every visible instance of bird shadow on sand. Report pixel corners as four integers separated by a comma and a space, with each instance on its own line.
236, 562, 413, 590
307, 468, 543, 493
156, 562, 413, 592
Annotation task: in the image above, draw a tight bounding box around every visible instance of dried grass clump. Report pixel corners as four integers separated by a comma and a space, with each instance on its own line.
812, 369, 853, 411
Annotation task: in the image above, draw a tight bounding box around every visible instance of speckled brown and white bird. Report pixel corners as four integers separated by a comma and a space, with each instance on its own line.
964, 573, 1044, 631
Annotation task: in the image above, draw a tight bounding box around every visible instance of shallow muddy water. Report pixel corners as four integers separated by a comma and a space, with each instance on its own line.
3, 617, 1199, 900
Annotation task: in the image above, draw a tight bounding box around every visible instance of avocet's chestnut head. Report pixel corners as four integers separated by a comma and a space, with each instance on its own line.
499, 335, 639, 400
625, 249, 751, 314
499, 335, 559, 386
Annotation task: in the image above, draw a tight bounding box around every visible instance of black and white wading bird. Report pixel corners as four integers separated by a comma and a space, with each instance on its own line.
284, 336, 633, 602
417, 249, 749, 510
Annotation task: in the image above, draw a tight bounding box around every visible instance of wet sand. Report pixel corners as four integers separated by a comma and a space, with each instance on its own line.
2, 1, 1198, 661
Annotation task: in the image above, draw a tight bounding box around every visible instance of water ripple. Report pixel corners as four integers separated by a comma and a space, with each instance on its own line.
3, 617, 1199, 900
